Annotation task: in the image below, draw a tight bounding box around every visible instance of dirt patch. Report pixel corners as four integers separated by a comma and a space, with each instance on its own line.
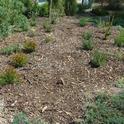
0, 16, 124, 124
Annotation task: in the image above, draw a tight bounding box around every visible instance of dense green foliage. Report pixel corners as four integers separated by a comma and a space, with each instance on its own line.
0, 44, 22, 55
23, 40, 37, 53
0, 67, 20, 85
10, 53, 28, 68
83, 92, 124, 124
43, 20, 52, 32
82, 32, 93, 50
12, 112, 48, 124
90, 50, 107, 68
65, 0, 77, 16
0, 0, 30, 38
115, 30, 124, 47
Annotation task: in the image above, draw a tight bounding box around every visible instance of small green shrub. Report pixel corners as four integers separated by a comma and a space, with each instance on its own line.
83, 92, 124, 124
10, 53, 28, 68
45, 35, 55, 43
38, 3, 49, 17
115, 51, 124, 61
114, 30, 124, 47
30, 16, 36, 26
115, 77, 124, 88
27, 29, 35, 37
14, 15, 29, 31
0, 67, 20, 85
0, 44, 22, 55
23, 40, 37, 53
12, 112, 48, 124
12, 112, 30, 124
112, 92, 124, 111
0, 21, 12, 38
50, 9, 59, 24
83, 31, 92, 40
90, 50, 107, 68
79, 18, 93, 27
65, 0, 77, 16
43, 21, 52, 33
83, 39, 93, 51
0, 0, 30, 38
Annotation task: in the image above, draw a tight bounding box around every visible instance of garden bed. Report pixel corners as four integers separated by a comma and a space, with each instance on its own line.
0, 16, 124, 124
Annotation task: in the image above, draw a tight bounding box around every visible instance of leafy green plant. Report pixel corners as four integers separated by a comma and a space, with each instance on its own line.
0, 0, 30, 38
14, 15, 29, 31
83, 31, 92, 40
38, 3, 49, 17
30, 16, 36, 26
23, 40, 37, 53
65, 0, 77, 16
79, 18, 93, 27
111, 92, 124, 111
82, 39, 93, 51
0, 67, 20, 85
90, 50, 107, 68
10, 53, 28, 68
0, 21, 12, 38
45, 35, 55, 43
43, 21, 52, 33
0, 44, 22, 55
115, 51, 124, 61
83, 92, 124, 124
115, 77, 124, 88
12, 112, 30, 124
114, 30, 124, 47
12, 112, 48, 124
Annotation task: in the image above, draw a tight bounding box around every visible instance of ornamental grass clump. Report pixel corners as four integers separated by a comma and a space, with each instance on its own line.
10, 53, 28, 68
90, 50, 107, 68
82, 31, 93, 50
23, 40, 37, 53
114, 30, 124, 47
0, 67, 20, 85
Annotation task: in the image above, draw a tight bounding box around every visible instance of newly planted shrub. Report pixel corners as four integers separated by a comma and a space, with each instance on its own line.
90, 50, 107, 68
114, 30, 124, 47
12, 112, 30, 124
0, 67, 20, 85
30, 16, 36, 26
0, 44, 22, 55
111, 92, 124, 111
83, 39, 93, 51
83, 92, 124, 124
10, 53, 28, 68
80, 18, 92, 27
83, 31, 92, 40
23, 40, 37, 53
43, 21, 52, 33
115, 77, 124, 88
82, 32, 93, 50
115, 51, 124, 61
45, 35, 55, 43
12, 112, 48, 124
